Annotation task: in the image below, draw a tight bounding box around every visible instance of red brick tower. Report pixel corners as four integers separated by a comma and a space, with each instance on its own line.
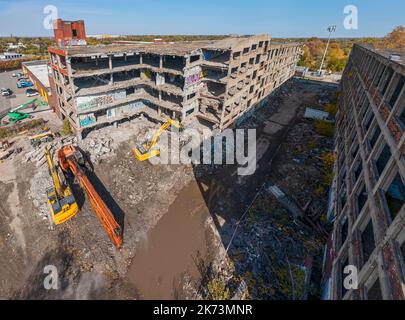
53, 19, 86, 47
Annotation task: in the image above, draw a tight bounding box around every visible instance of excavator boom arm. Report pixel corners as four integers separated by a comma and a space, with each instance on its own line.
58, 146, 122, 248
45, 147, 62, 196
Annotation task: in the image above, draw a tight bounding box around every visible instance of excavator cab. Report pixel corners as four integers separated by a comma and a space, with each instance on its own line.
46, 186, 78, 225
134, 118, 181, 161
45, 146, 79, 225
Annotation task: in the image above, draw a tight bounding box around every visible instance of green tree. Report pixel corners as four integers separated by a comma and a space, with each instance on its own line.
61, 119, 72, 136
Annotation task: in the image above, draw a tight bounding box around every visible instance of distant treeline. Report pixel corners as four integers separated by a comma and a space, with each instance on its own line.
1, 26, 403, 74
296, 26, 405, 73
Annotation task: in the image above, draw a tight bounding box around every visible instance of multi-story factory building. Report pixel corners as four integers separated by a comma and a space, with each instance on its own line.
47, 34, 301, 137
323, 44, 405, 300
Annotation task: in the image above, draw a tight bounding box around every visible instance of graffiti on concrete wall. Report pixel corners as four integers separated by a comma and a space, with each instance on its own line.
77, 90, 126, 112
79, 113, 96, 127
106, 100, 148, 118
184, 66, 202, 87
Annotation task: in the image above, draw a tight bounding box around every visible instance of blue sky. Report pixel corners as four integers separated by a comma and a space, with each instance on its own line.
0, 0, 404, 37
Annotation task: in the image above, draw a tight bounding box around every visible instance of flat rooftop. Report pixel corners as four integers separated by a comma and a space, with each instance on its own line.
51, 35, 277, 57
360, 44, 405, 67
23, 61, 50, 88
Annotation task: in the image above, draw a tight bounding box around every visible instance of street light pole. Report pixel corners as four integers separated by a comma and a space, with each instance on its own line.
318, 26, 336, 76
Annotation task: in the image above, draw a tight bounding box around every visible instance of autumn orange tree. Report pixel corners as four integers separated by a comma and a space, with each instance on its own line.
382, 26, 405, 49
298, 38, 350, 72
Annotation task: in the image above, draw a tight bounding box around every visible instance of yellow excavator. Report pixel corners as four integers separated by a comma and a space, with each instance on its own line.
133, 118, 181, 161
45, 146, 79, 225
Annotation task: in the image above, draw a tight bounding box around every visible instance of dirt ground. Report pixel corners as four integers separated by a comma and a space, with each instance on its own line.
0, 78, 337, 300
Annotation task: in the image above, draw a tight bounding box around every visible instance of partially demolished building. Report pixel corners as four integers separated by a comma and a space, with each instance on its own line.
48, 34, 301, 136
324, 44, 405, 300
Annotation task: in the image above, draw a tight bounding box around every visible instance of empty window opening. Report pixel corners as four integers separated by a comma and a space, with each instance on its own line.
233, 51, 241, 60
114, 69, 140, 83
399, 106, 405, 128
113, 54, 140, 68
381, 68, 394, 96
162, 91, 182, 104
374, 65, 386, 86
389, 75, 405, 108
369, 127, 381, 149
187, 93, 196, 100
190, 55, 200, 63
243, 47, 250, 55
364, 113, 374, 132
341, 217, 349, 246
340, 188, 347, 209
354, 162, 362, 182
143, 54, 160, 68
384, 174, 405, 221
361, 220, 376, 266
366, 278, 383, 300
376, 144, 391, 176
230, 67, 238, 78
357, 186, 368, 214
202, 49, 230, 63
351, 143, 359, 159
401, 241, 405, 267
71, 56, 109, 73
163, 55, 185, 71
72, 29, 78, 37
164, 73, 184, 89
341, 257, 349, 298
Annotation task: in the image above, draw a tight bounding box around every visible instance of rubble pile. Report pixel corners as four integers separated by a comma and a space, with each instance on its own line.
28, 165, 52, 223
80, 137, 114, 164
24, 136, 77, 167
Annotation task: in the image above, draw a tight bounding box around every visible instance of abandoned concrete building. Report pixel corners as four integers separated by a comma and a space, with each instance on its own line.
47, 34, 301, 136
323, 44, 405, 300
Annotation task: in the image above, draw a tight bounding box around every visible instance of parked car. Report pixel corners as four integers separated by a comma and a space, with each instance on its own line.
26, 89, 39, 97
1, 88, 12, 96
17, 81, 33, 88
18, 76, 28, 81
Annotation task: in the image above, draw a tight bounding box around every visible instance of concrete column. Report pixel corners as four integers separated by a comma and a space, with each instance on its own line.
77, 130, 83, 141
124, 54, 127, 62
140, 54, 143, 64
159, 91, 162, 101
110, 73, 113, 85
109, 55, 113, 69
160, 55, 163, 69
114, 121, 118, 128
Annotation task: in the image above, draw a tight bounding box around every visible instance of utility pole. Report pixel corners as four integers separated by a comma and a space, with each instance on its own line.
318, 25, 336, 76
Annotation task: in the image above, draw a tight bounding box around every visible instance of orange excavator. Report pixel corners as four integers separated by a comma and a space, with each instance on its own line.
57, 145, 123, 249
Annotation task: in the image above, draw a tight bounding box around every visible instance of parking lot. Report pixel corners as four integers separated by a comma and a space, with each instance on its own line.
0, 69, 35, 114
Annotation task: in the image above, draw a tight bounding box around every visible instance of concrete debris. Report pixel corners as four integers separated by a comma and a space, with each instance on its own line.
80, 137, 113, 164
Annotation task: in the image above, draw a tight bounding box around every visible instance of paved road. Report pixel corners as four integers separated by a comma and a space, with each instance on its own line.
0, 69, 32, 114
